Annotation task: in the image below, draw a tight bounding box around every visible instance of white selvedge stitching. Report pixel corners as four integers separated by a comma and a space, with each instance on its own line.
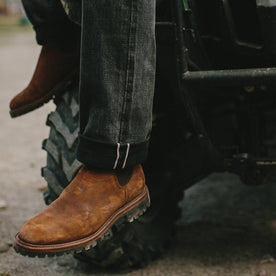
122, 144, 130, 169
113, 143, 120, 169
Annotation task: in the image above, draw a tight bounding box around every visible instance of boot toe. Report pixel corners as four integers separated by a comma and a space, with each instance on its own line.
18, 218, 64, 245
10, 87, 37, 111
19, 220, 46, 244
9, 89, 29, 110
9, 94, 21, 110
18, 214, 81, 245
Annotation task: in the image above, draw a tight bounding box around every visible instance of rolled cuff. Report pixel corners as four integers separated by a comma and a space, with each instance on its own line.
34, 22, 80, 49
77, 134, 149, 169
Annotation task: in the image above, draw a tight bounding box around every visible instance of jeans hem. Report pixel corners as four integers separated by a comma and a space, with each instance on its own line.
77, 134, 149, 169
34, 22, 80, 49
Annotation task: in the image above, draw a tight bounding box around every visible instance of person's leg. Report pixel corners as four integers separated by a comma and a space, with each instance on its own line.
9, 0, 81, 118
77, 0, 156, 169
14, 0, 156, 256
22, 0, 80, 47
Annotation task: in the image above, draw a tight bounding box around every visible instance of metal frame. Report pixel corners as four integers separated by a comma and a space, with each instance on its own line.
182, 68, 276, 86
178, 0, 276, 86
172, 0, 276, 185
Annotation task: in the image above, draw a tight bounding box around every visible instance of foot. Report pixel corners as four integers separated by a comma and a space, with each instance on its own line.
9, 43, 80, 118
14, 165, 150, 257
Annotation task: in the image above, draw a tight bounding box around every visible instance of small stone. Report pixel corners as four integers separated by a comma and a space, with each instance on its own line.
57, 255, 75, 267
52, 264, 64, 272
5, 241, 13, 247
57, 259, 70, 267
261, 254, 275, 264
0, 243, 10, 253
38, 186, 48, 192
258, 270, 267, 276
0, 200, 7, 210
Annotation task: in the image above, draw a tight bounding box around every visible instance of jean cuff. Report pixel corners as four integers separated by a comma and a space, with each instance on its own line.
34, 21, 80, 50
77, 134, 149, 169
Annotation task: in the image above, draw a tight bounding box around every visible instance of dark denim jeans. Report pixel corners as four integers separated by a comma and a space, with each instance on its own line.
22, 0, 156, 169
22, 0, 80, 48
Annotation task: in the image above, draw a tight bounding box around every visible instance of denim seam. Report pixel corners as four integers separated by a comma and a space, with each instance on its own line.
118, 0, 137, 144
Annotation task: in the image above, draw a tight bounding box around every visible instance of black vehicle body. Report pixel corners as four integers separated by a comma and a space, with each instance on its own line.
154, 0, 276, 189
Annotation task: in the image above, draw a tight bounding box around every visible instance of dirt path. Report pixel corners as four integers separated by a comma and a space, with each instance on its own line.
1, 31, 276, 276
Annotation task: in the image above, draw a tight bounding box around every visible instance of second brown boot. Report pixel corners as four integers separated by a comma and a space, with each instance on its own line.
9, 43, 80, 118
14, 164, 150, 257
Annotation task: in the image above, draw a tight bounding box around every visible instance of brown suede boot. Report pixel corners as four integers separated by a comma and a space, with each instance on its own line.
9, 43, 80, 118
14, 164, 150, 256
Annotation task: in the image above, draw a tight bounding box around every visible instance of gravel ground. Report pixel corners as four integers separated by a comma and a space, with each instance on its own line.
1, 31, 276, 276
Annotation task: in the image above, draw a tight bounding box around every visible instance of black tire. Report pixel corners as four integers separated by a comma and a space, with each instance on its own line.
41, 77, 183, 269
42, 77, 81, 202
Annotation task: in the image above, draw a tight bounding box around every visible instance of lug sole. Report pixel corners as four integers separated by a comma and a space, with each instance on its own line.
10, 70, 78, 118
14, 187, 150, 257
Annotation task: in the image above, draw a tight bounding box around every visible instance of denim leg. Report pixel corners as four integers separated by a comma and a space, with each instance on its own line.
77, 0, 156, 169
22, 0, 80, 48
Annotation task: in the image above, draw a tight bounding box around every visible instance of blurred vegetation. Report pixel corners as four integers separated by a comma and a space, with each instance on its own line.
0, 15, 31, 33
0, 272, 10, 276
0, 0, 31, 33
